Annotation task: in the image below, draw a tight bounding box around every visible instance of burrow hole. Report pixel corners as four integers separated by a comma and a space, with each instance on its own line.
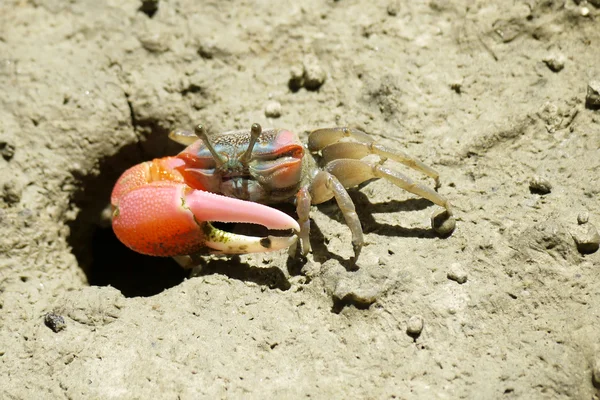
67, 122, 187, 297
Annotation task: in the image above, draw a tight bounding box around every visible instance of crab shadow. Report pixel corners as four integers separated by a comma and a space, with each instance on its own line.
351, 190, 439, 238
301, 189, 440, 271
288, 189, 446, 310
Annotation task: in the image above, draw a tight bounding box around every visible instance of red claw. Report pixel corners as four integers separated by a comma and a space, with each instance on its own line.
111, 158, 299, 257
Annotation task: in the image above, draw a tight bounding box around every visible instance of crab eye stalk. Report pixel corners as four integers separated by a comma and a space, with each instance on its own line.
194, 124, 226, 166
238, 123, 262, 165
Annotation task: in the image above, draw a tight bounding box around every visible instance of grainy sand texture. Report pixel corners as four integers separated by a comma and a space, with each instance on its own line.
1, 0, 600, 398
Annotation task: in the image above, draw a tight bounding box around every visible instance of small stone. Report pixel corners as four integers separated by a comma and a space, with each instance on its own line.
449, 80, 462, 94
386, 0, 400, 16
2, 180, 22, 205
0, 140, 15, 161
537, 102, 562, 133
431, 209, 456, 236
571, 224, 600, 254
406, 315, 424, 338
543, 54, 565, 72
586, 80, 600, 110
302, 56, 326, 91
44, 312, 66, 333
264, 101, 282, 118
577, 212, 589, 225
447, 263, 468, 284
529, 176, 552, 195
138, 32, 169, 53
288, 65, 304, 92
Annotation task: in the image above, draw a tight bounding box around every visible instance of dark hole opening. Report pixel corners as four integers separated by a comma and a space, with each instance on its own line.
67, 120, 187, 297
138, 0, 159, 18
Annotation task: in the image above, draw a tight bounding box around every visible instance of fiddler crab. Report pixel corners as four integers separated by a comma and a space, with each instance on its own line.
111, 123, 455, 266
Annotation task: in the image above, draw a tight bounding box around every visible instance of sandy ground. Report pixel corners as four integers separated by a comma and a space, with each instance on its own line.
1, 0, 600, 398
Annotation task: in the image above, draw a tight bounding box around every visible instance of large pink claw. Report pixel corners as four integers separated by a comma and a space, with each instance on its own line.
111, 160, 299, 257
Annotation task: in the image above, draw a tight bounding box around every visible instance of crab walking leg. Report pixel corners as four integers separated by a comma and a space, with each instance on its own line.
307, 127, 373, 152
112, 181, 299, 256
168, 129, 198, 146
320, 141, 441, 188
323, 159, 455, 234
325, 159, 452, 213
310, 171, 364, 259
294, 186, 313, 256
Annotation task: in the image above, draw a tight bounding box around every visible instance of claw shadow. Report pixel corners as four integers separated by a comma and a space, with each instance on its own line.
194, 256, 291, 291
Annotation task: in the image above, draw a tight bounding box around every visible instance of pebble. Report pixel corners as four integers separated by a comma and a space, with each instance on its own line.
543, 54, 565, 72
447, 263, 468, 284
529, 176, 552, 195
571, 224, 600, 254
44, 312, 66, 333
2, 180, 21, 205
406, 315, 424, 338
577, 211, 589, 225
586, 80, 600, 110
138, 32, 169, 53
264, 101, 282, 118
302, 56, 327, 91
431, 209, 456, 236
581, 6, 590, 16
386, 0, 400, 16
288, 56, 327, 92
288, 65, 304, 92
0, 139, 15, 161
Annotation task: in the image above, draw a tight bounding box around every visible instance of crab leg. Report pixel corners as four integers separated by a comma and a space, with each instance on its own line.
324, 159, 452, 214
309, 127, 440, 188
309, 171, 364, 259
307, 127, 374, 151
293, 186, 313, 256
320, 141, 440, 188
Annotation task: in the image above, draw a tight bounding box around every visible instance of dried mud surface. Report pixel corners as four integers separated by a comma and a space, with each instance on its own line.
1, 0, 600, 398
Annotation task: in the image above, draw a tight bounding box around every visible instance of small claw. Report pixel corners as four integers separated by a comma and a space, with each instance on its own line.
202, 222, 298, 253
